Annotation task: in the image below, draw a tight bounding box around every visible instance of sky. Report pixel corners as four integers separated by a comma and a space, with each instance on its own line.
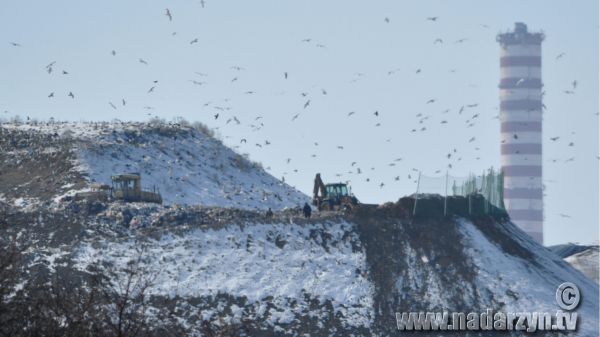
1, 0, 598, 246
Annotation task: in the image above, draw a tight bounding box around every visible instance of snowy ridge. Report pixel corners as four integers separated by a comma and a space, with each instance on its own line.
2, 121, 310, 210
459, 219, 598, 334
564, 247, 599, 284
74, 221, 374, 329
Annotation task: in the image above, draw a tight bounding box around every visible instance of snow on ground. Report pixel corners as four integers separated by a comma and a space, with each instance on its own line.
3, 121, 310, 210
74, 221, 374, 328
74, 124, 310, 209
565, 247, 599, 284
458, 218, 599, 335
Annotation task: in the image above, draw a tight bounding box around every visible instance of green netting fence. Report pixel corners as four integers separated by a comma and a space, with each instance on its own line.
412, 167, 506, 216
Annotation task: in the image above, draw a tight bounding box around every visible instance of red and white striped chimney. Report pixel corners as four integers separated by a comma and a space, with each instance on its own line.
497, 23, 545, 244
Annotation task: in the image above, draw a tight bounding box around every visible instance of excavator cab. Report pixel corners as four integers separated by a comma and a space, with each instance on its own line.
325, 183, 349, 199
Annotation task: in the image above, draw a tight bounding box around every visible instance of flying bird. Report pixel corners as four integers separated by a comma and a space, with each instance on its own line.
454, 38, 468, 43
555, 53, 565, 60
374, 111, 379, 116
426, 98, 436, 104
139, 58, 148, 65
214, 113, 219, 119
303, 100, 310, 109
9, 42, 21, 47
572, 80, 577, 89
48, 92, 54, 98
347, 111, 355, 117
415, 68, 421, 74
165, 8, 172, 21
68, 92, 75, 99
111, 50, 116, 56
550, 136, 560, 141
147, 86, 155, 93
434, 38, 443, 44
384, 17, 390, 23
291, 113, 300, 121
426, 17, 438, 21
109, 102, 117, 110
122, 99, 126, 106
190, 38, 198, 44
284, 72, 288, 79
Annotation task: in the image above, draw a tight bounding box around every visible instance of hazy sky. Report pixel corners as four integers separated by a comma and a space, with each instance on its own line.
1, 0, 598, 245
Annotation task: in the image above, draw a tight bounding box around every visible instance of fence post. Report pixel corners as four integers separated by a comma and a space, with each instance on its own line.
444, 171, 448, 216
412, 171, 421, 216
468, 193, 472, 215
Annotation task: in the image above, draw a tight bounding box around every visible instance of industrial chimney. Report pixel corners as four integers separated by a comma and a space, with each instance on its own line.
496, 23, 545, 244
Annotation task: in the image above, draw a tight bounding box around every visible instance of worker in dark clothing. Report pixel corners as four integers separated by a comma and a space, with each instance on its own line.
303, 202, 312, 218
266, 208, 274, 218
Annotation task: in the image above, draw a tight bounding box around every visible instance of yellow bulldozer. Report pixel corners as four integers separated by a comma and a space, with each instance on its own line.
110, 173, 162, 204
312, 173, 359, 211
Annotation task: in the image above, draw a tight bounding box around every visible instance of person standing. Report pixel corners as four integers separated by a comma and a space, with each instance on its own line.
303, 202, 312, 218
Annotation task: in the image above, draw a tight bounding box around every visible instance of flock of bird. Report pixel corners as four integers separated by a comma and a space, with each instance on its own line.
4, 5, 596, 213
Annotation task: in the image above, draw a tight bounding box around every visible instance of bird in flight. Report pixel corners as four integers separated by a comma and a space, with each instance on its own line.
214, 113, 219, 120
190, 38, 199, 44
303, 100, 310, 109
434, 38, 443, 44
10, 42, 21, 47
415, 68, 421, 74
426, 98, 436, 104
347, 111, 355, 117
48, 92, 54, 98
555, 53, 566, 60
454, 38, 468, 43
426, 16, 438, 21
109, 102, 117, 110
200, 0, 206, 8
139, 58, 148, 65
147, 86, 155, 93
165, 8, 172, 21
284, 72, 288, 79
111, 50, 116, 56
571, 80, 577, 89
374, 111, 379, 116
68, 92, 75, 99
384, 17, 390, 23
122, 99, 126, 106
291, 113, 300, 121
550, 136, 560, 141
301, 38, 311, 43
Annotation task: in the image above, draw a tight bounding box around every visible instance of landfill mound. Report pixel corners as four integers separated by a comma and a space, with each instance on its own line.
0, 121, 310, 210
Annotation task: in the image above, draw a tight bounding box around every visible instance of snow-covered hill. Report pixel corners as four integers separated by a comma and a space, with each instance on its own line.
0, 121, 310, 210
1, 122, 598, 336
